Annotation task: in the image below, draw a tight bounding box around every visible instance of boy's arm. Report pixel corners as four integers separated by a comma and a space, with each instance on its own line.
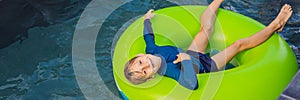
165, 61, 198, 90
143, 19, 156, 52
174, 53, 198, 90
143, 19, 155, 45
144, 19, 154, 35
143, 9, 156, 51
178, 60, 198, 90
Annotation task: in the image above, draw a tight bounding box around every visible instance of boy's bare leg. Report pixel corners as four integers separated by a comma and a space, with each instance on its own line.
212, 4, 293, 70
188, 0, 224, 54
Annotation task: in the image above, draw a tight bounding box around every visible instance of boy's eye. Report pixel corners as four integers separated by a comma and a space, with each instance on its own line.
139, 60, 142, 64
143, 70, 147, 74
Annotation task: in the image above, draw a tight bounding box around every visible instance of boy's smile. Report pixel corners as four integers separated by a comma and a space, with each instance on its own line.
129, 54, 162, 79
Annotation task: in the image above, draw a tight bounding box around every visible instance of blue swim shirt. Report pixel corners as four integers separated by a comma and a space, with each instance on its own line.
143, 19, 198, 90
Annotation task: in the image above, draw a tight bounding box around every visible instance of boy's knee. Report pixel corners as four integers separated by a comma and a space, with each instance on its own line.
202, 24, 214, 34
233, 39, 248, 51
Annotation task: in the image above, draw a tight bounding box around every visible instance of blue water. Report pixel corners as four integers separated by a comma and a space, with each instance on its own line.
0, 0, 299, 99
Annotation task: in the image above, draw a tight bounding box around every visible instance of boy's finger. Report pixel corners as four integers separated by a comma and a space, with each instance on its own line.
173, 60, 178, 64
173, 58, 180, 64
147, 9, 154, 13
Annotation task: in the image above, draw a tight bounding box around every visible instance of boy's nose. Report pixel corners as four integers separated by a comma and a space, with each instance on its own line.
142, 64, 150, 69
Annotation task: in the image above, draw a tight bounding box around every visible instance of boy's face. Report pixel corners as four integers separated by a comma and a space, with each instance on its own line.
128, 54, 162, 80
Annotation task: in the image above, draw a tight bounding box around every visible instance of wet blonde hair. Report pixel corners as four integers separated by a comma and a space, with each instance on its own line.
124, 56, 150, 84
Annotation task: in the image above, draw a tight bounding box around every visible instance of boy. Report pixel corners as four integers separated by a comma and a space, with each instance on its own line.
124, 0, 293, 90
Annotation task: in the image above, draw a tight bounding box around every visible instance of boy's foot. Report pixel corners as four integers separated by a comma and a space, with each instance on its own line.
273, 4, 293, 32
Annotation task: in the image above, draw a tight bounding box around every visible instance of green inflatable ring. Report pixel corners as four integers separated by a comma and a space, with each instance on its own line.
113, 6, 298, 99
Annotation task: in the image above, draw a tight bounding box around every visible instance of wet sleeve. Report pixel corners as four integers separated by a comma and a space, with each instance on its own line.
165, 63, 181, 80
178, 60, 199, 90
143, 19, 156, 49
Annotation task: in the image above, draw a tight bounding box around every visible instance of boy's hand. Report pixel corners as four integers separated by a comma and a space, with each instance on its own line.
173, 53, 191, 64
144, 9, 155, 20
